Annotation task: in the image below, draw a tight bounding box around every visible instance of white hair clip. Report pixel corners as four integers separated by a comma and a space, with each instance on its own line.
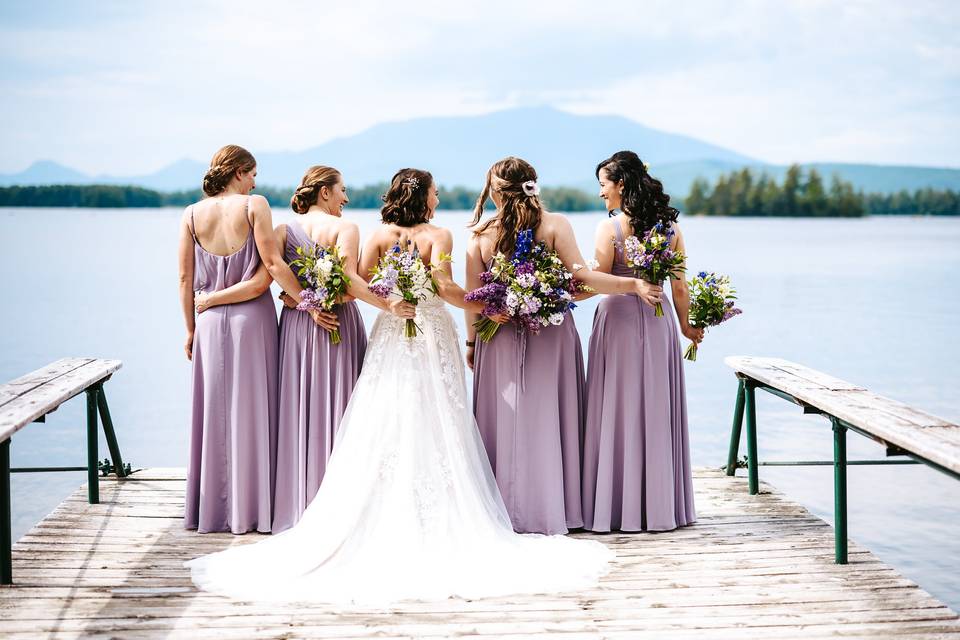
521, 180, 540, 197
404, 177, 420, 189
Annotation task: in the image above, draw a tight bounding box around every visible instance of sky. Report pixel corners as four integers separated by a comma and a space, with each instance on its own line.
1, 0, 958, 175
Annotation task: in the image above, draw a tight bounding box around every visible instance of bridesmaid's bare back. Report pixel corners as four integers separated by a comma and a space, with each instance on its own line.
189, 194, 253, 257
289, 213, 356, 250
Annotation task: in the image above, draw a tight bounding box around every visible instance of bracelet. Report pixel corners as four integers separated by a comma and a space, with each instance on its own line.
465, 340, 476, 347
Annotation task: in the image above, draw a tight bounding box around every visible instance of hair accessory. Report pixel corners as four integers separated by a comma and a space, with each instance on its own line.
521, 180, 540, 197
643, 162, 651, 172
404, 177, 420, 189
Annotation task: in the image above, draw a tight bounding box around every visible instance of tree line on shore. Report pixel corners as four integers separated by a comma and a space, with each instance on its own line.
0, 183, 603, 212
1, 165, 958, 215
684, 165, 960, 217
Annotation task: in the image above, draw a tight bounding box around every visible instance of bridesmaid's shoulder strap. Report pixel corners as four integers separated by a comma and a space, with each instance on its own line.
188, 206, 197, 240
612, 217, 625, 244
245, 195, 253, 228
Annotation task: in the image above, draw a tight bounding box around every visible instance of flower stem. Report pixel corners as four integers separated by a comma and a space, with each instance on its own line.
473, 317, 502, 342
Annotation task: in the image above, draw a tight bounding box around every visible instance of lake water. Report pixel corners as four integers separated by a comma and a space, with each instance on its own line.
1, 207, 958, 609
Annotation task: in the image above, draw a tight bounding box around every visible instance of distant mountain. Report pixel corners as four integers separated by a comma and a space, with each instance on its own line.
3, 107, 959, 197
0, 160, 90, 186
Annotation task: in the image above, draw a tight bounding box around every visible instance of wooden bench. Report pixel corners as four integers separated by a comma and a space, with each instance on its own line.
0, 358, 128, 584
724, 355, 960, 564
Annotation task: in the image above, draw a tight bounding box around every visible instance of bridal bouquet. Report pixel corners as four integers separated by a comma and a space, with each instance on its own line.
618, 222, 686, 317
465, 229, 591, 342
289, 244, 351, 344
368, 242, 440, 338
684, 271, 742, 361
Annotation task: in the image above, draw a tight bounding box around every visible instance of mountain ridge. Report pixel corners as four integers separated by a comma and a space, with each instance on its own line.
3, 107, 958, 195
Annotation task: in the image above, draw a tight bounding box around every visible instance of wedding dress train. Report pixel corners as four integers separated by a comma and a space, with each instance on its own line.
186, 292, 612, 604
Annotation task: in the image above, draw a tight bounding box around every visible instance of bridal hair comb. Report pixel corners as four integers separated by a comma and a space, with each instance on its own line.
521, 180, 540, 197
404, 177, 420, 189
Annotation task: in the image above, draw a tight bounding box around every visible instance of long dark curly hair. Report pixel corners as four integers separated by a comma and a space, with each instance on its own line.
596, 150, 678, 237
380, 168, 433, 227
469, 156, 544, 256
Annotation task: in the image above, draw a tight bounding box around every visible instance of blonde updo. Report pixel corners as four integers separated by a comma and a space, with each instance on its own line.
291, 165, 343, 214
202, 145, 256, 196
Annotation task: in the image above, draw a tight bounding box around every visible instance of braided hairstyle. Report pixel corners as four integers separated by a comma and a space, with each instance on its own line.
202, 145, 256, 196
291, 165, 342, 214
470, 156, 544, 256
380, 168, 433, 227
596, 150, 678, 237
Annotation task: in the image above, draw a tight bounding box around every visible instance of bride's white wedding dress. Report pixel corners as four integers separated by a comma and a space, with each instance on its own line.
186, 291, 612, 604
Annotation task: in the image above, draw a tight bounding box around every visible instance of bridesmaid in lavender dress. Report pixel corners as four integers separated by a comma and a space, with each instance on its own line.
465, 157, 660, 535
582, 150, 702, 532
178, 145, 322, 534
271, 166, 415, 532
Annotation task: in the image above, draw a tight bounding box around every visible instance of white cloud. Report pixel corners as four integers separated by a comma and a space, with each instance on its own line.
0, 0, 957, 174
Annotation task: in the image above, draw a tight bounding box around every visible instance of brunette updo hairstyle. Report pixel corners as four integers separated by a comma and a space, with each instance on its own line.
470, 156, 544, 256
595, 150, 678, 237
291, 166, 342, 214
380, 168, 433, 227
202, 144, 256, 197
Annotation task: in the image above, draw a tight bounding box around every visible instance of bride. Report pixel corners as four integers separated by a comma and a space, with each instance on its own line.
186, 168, 613, 604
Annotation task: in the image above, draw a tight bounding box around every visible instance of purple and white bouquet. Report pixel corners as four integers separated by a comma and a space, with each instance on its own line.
465, 229, 592, 342
684, 271, 742, 361
368, 243, 442, 338
618, 222, 686, 317
289, 244, 352, 344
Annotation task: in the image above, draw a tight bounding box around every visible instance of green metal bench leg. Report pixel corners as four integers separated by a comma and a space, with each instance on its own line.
726, 379, 746, 476
833, 417, 849, 564
744, 381, 759, 495
1, 439, 11, 584
96, 385, 127, 478
86, 387, 99, 504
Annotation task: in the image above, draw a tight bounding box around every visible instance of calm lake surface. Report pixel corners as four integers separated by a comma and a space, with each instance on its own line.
1, 207, 958, 608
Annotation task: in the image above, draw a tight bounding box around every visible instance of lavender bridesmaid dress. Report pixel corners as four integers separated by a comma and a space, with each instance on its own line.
185, 200, 279, 534
272, 222, 367, 533
582, 220, 696, 532
473, 261, 585, 535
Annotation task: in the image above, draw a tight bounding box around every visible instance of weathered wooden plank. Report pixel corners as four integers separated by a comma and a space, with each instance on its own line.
725, 356, 960, 474
3, 467, 956, 639
0, 358, 123, 441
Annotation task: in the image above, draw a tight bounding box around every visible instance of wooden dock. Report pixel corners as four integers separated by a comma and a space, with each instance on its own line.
1, 468, 957, 639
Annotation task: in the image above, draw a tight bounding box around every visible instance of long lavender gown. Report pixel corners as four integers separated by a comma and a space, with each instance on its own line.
272, 222, 367, 533
581, 220, 696, 532
473, 263, 585, 535
185, 203, 279, 534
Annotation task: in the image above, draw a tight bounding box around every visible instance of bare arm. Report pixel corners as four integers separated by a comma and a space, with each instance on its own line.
196, 263, 272, 312
669, 224, 703, 344
178, 209, 196, 360
249, 196, 305, 297
550, 213, 656, 300
358, 230, 383, 282
431, 229, 484, 312
464, 234, 486, 343
571, 220, 617, 302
